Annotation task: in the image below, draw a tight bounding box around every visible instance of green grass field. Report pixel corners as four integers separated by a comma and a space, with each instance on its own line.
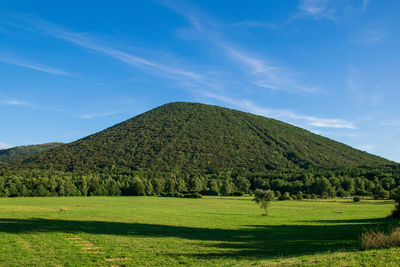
0, 196, 399, 266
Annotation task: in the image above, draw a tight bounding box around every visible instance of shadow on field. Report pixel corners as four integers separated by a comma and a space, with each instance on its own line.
0, 217, 396, 259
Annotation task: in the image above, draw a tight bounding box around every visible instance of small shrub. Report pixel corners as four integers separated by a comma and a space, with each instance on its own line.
361, 228, 400, 250
160, 192, 174, 197
353, 196, 361, 202
183, 192, 202, 198
175, 192, 184, 198
297, 192, 303, 200
160, 192, 185, 198
279, 192, 291, 201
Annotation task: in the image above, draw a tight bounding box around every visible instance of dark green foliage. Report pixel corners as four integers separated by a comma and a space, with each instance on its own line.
374, 187, 390, 199
0, 102, 399, 198
7, 102, 394, 173
391, 188, 400, 218
297, 191, 304, 200
130, 176, 146, 196
205, 180, 220, 195
279, 192, 292, 201
220, 179, 234, 196
391, 205, 400, 218
183, 192, 202, 198
160, 192, 202, 198
0, 143, 64, 163
353, 196, 361, 202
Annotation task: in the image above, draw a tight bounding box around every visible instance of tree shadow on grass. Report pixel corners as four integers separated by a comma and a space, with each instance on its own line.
0, 217, 394, 260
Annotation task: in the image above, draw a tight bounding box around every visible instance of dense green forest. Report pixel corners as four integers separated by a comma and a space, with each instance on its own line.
1, 102, 399, 198
0, 143, 64, 163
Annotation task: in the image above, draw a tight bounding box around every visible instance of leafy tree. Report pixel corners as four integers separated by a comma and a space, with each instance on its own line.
207, 180, 220, 195
145, 180, 154, 196
374, 186, 390, 199
236, 176, 251, 194
188, 176, 202, 192
220, 179, 234, 196
253, 189, 275, 215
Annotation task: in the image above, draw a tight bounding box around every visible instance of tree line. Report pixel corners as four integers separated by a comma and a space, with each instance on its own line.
0, 166, 399, 199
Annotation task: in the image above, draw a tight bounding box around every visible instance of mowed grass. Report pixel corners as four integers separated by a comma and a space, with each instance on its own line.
0, 196, 399, 266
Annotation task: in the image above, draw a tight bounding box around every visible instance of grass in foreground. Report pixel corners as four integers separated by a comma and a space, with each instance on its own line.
0, 196, 399, 266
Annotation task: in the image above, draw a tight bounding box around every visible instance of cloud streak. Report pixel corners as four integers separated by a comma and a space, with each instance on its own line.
10, 10, 351, 129
1, 98, 39, 109
223, 46, 318, 93
298, 0, 336, 20
80, 111, 121, 119
231, 21, 278, 30
200, 91, 356, 129
349, 27, 387, 45
0, 143, 12, 150
361, 0, 370, 14
162, 1, 317, 94
0, 54, 70, 75
19, 17, 210, 87
347, 65, 381, 106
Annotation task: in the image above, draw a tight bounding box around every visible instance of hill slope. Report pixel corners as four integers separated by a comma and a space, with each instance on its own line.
0, 143, 64, 163
2, 102, 399, 197
12, 102, 393, 173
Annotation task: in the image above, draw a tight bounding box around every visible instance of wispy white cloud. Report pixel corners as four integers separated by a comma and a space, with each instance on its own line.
356, 143, 376, 152
380, 120, 400, 127
298, 0, 336, 20
80, 111, 121, 119
305, 117, 356, 129
200, 90, 356, 129
231, 21, 278, 30
349, 26, 387, 44
0, 143, 12, 149
361, 0, 370, 14
0, 54, 70, 76
223, 46, 318, 93
347, 65, 381, 106
1, 98, 39, 108
297, 0, 368, 21
222, 46, 278, 76
15, 11, 317, 97
19, 17, 209, 86
162, 1, 318, 94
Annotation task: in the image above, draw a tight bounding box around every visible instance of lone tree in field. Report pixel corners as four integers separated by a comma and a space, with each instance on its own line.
253, 189, 275, 216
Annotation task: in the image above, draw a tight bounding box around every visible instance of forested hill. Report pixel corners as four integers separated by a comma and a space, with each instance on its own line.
0, 142, 64, 163
8, 102, 394, 173
1, 102, 399, 198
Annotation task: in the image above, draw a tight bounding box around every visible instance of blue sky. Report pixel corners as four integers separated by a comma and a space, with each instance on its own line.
0, 0, 399, 162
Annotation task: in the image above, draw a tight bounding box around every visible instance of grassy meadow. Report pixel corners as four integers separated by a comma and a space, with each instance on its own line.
0, 196, 399, 266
